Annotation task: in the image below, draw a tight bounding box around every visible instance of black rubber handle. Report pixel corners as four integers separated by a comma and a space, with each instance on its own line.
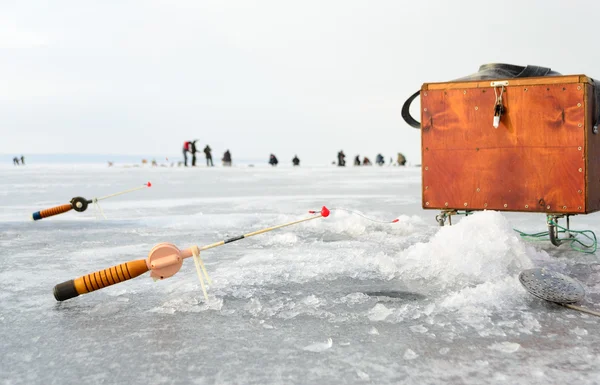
401, 90, 421, 129
54, 280, 79, 301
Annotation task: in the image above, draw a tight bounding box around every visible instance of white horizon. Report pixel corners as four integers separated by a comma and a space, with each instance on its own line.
3, 0, 600, 165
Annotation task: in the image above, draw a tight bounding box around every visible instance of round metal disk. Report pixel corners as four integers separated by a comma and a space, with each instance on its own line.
519, 268, 585, 304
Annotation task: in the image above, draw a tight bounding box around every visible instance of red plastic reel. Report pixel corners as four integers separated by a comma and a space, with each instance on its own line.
147, 243, 184, 280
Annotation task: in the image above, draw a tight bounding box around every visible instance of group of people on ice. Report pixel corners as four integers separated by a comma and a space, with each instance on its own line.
268, 154, 301, 167
181, 143, 301, 167
12, 155, 25, 166
182, 140, 222, 167
337, 151, 407, 167
182, 141, 407, 168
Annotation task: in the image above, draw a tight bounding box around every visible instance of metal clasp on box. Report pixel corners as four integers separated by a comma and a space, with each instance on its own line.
492, 82, 507, 128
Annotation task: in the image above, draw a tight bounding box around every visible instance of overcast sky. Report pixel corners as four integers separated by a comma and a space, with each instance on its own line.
2, 0, 600, 164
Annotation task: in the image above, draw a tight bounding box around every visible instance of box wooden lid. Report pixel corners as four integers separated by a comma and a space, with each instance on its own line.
422, 75, 593, 91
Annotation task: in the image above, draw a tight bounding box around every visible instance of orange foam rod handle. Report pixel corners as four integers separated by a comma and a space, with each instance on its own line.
32, 203, 73, 221
53, 259, 149, 301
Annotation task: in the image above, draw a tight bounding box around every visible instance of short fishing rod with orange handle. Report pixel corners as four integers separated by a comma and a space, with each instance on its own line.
32, 182, 152, 221
53, 206, 331, 301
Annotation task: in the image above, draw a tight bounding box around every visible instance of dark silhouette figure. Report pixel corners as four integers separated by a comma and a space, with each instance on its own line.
13, 157, 19, 165
354, 155, 361, 166
337, 151, 346, 167
190, 140, 198, 166
183, 141, 191, 166
20, 155, 25, 165
363, 157, 372, 166
222, 150, 232, 166
292, 155, 300, 166
269, 154, 279, 166
397, 153, 407, 166
204, 145, 213, 167
376, 154, 385, 166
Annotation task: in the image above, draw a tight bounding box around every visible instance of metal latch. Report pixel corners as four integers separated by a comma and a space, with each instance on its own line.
493, 84, 506, 128
490, 81, 509, 87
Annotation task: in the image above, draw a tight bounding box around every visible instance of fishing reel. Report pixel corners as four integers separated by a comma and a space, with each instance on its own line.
70, 197, 92, 212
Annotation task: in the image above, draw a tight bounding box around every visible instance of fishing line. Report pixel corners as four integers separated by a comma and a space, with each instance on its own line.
191, 245, 211, 301
309, 207, 399, 224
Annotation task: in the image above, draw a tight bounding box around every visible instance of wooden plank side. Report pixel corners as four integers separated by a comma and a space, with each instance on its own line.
423, 75, 589, 90
421, 88, 444, 208
585, 84, 600, 213
422, 147, 585, 213
423, 84, 585, 149
422, 83, 586, 214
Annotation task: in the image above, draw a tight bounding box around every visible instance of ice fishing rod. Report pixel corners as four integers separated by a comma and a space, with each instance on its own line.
53, 206, 331, 302
31, 182, 152, 221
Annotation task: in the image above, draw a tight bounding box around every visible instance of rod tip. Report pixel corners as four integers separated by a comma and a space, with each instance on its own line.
392, 219, 399, 223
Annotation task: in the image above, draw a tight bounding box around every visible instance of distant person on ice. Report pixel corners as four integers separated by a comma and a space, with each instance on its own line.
222, 150, 232, 166
182, 141, 191, 166
363, 157, 372, 166
397, 153, 407, 166
269, 154, 279, 166
13, 157, 19, 165
354, 155, 361, 166
20, 155, 25, 165
292, 155, 300, 166
190, 140, 199, 166
204, 145, 214, 167
337, 151, 346, 167
376, 154, 385, 166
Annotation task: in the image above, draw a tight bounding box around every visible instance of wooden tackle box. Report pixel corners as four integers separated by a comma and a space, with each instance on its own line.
419, 75, 600, 215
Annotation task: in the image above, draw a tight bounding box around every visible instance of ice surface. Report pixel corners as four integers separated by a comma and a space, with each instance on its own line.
403, 349, 419, 360
302, 338, 333, 352
1, 165, 600, 384
368, 304, 393, 321
488, 342, 521, 353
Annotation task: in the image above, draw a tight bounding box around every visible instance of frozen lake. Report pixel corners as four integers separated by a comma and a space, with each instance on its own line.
1, 164, 600, 384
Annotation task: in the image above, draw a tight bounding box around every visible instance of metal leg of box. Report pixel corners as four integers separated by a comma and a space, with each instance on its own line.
436, 210, 455, 226
435, 210, 474, 226
547, 214, 574, 247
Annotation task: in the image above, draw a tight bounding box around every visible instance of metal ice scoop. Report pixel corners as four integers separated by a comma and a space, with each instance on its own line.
519, 268, 600, 317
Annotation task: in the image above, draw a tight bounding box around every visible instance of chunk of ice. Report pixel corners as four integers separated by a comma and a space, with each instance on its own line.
302, 338, 333, 352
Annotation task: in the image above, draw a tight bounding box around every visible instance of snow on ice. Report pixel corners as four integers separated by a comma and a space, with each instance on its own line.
1, 165, 600, 384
